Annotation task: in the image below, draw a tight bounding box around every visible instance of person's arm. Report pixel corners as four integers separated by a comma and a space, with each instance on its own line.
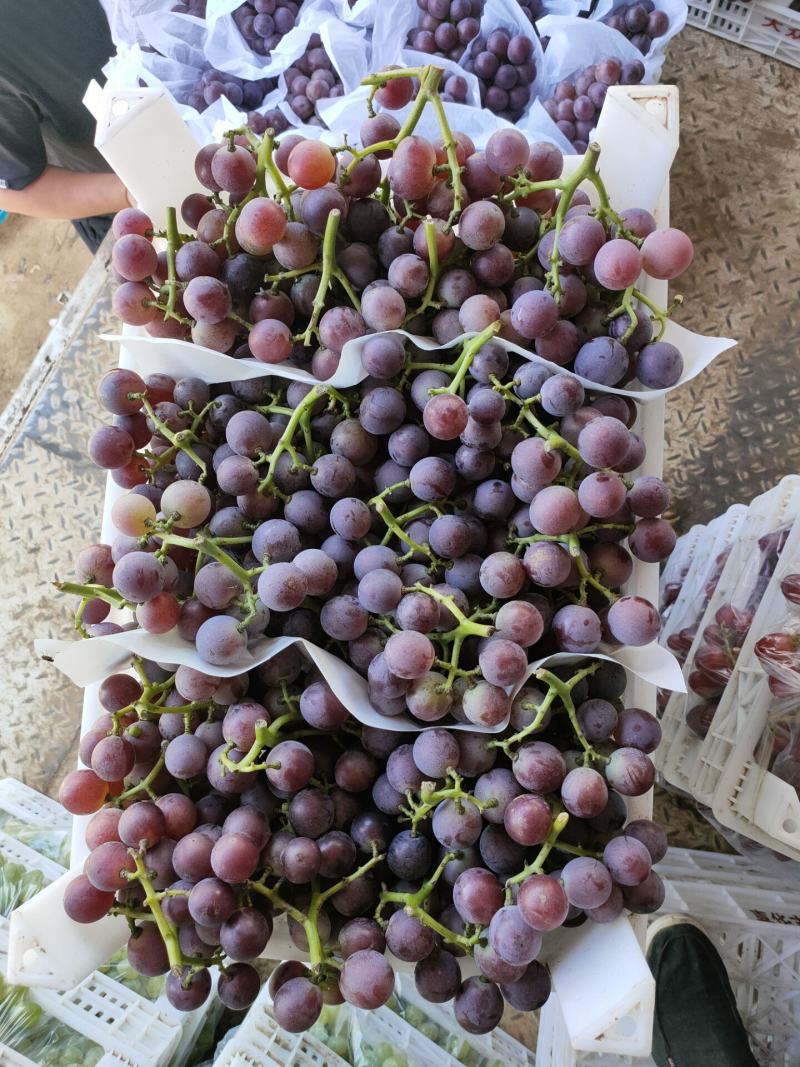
0, 165, 130, 219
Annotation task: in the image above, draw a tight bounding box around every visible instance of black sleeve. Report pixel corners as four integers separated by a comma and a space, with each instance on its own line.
0, 86, 47, 190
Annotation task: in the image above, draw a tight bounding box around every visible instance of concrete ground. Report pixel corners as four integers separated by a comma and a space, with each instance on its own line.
0, 215, 90, 411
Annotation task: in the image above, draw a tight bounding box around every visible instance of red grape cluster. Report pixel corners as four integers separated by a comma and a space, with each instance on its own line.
407, 0, 484, 61
59, 646, 666, 1026
110, 66, 694, 396
755, 575, 800, 693
463, 28, 538, 120
76, 339, 672, 675
233, 0, 306, 57
665, 545, 731, 666
602, 2, 670, 54
542, 57, 646, 153
283, 38, 345, 124
181, 68, 280, 117
754, 575, 800, 793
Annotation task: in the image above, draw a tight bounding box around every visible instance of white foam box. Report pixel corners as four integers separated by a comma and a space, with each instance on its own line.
11, 83, 691, 1064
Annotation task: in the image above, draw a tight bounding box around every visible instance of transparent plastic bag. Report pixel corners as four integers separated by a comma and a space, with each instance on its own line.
591, 0, 688, 81
0, 976, 104, 1067
324, 0, 380, 27
659, 524, 703, 618
372, 0, 546, 119
235, 17, 372, 131
98, 947, 166, 1000
536, 14, 646, 94
308, 1003, 355, 1061
682, 524, 791, 741
749, 570, 800, 796
204, 0, 304, 80
0, 856, 46, 918
388, 990, 494, 1067
0, 814, 70, 867
532, 16, 648, 150
102, 41, 279, 144
136, 5, 210, 68
98, 0, 174, 47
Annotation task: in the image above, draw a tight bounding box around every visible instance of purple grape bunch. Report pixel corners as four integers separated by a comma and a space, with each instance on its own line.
602, 1, 670, 53
283, 36, 345, 124
463, 27, 538, 120
52, 66, 699, 1033
407, 0, 485, 61
233, 0, 306, 57
542, 57, 646, 152
181, 68, 282, 119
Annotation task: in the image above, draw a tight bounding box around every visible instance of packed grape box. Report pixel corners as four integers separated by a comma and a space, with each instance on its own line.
28, 60, 705, 1050
13, 0, 796, 1061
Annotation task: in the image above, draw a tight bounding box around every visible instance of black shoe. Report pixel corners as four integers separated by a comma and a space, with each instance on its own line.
646, 917, 761, 1067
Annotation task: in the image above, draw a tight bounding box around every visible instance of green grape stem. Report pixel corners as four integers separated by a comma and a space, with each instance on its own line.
427, 323, 502, 398
130, 852, 184, 971
115, 743, 168, 803
300, 209, 341, 347
377, 849, 481, 953
162, 206, 182, 322
217, 714, 302, 774
249, 848, 384, 975
536, 666, 608, 767
400, 770, 495, 834
138, 395, 218, 481
504, 812, 570, 900
55, 580, 133, 614
412, 219, 442, 320
258, 385, 324, 495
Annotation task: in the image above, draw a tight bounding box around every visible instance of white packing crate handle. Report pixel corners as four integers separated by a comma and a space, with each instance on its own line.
88, 84, 203, 229
546, 916, 655, 1055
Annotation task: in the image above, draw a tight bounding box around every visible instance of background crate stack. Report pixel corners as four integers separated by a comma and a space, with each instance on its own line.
656, 480, 800, 867
686, 0, 800, 66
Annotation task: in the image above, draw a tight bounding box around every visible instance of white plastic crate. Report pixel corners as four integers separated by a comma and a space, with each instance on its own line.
536, 997, 657, 1067
686, 0, 800, 67
539, 847, 800, 1067
658, 476, 800, 803
657, 870, 800, 1066
395, 973, 535, 1067
655, 844, 797, 891
212, 982, 454, 1067
703, 514, 800, 860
